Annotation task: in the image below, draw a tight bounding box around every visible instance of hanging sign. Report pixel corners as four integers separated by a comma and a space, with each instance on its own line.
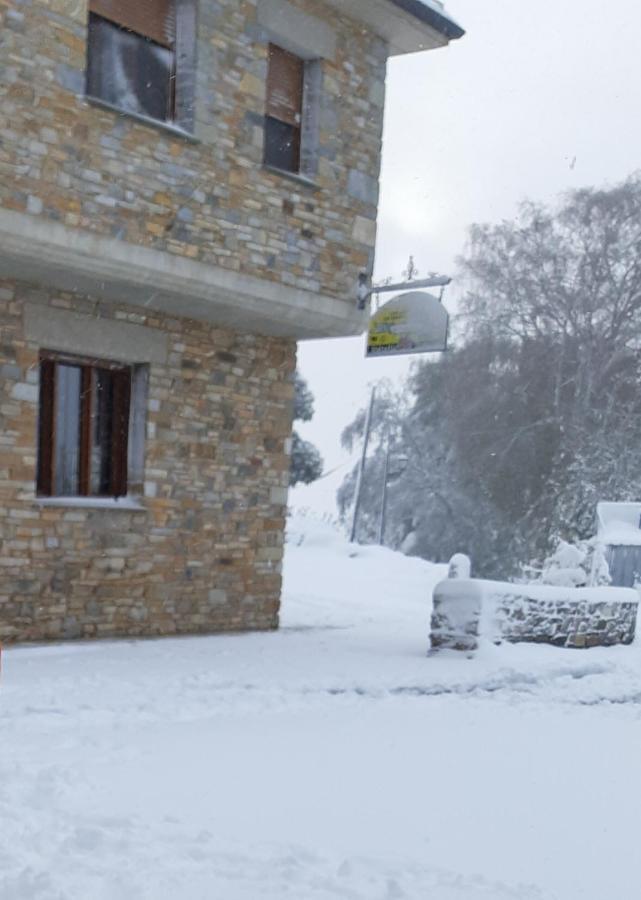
366, 290, 449, 358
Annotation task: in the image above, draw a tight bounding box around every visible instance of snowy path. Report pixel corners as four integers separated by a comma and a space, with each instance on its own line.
2, 516, 641, 899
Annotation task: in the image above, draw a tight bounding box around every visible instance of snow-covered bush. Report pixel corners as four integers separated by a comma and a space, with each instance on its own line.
536, 539, 610, 588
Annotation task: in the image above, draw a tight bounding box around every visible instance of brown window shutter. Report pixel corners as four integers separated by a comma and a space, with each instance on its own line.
37, 359, 55, 496
110, 369, 131, 498
90, 0, 176, 47
266, 44, 304, 126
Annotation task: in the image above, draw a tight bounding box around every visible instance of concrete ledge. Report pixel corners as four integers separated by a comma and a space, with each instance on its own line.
35, 496, 146, 511
431, 579, 639, 653
24, 304, 169, 364
0, 209, 366, 340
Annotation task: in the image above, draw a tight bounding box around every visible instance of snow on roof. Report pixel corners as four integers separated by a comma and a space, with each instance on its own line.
391, 0, 465, 40
596, 502, 641, 547
417, 0, 463, 29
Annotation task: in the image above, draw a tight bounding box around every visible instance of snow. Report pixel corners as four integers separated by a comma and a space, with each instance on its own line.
597, 501, 641, 546
540, 539, 590, 587
2, 514, 641, 899
474, 578, 636, 605
415, 0, 463, 31
599, 525, 641, 548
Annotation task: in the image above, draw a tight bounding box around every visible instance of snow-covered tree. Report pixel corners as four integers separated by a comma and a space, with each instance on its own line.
536, 539, 610, 587
338, 175, 641, 575
289, 373, 323, 487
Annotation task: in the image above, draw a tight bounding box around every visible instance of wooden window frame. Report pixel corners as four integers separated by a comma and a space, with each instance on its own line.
86, 12, 177, 124
264, 43, 305, 174
85, 0, 197, 131
37, 352, 132, 499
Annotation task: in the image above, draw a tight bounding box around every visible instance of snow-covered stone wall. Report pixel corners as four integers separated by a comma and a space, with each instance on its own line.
431, 580, 639, 652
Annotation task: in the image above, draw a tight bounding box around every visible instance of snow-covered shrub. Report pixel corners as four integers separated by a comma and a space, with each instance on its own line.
537, 539, 610, 588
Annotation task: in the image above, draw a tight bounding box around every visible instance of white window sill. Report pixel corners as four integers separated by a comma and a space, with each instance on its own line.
36, 496, 145, 511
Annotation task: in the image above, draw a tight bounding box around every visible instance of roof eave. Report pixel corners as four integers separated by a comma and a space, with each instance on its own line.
389, 0, 465, 43
322, 0, 464, 57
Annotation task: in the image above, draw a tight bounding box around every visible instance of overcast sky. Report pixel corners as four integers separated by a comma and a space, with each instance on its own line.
293, 0, 641, 515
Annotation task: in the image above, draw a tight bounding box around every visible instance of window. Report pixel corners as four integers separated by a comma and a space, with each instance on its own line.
86, 0, 177, 124
37, 355, 132, 498
264, 44, 305, 173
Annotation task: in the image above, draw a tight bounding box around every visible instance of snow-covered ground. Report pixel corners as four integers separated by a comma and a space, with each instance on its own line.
2, 514, 641, 899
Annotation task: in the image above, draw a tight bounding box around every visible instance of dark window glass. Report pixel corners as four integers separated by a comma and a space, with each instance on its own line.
264, 117, 301, 173
86, 14, 175, 123
38, 356, 131, 498
91, 369, 116, 495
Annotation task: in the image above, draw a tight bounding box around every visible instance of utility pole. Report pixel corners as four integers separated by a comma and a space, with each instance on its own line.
377, 437, 391, 546
350, 386, 376, 543
378, 442, 408, 548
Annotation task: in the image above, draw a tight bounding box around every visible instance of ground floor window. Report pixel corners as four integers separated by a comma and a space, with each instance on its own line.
37, 354, 132, 498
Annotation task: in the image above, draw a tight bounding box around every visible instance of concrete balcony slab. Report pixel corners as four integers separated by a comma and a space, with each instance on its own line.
0, 209, 366, 341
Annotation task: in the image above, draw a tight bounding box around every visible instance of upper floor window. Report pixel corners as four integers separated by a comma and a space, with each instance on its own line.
86, 0, 181, 126
264, 44, 305, 174
37, 354, 132, 498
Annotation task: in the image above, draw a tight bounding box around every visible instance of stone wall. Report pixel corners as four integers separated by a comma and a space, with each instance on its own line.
0, 0, 386, 302
0, 278, 296, 643
431, 579, 639, 653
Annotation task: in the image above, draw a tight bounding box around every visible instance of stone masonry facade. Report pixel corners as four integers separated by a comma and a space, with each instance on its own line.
0, 0, 387, 300
0, 0, 396, 642
0, 279, 296, 642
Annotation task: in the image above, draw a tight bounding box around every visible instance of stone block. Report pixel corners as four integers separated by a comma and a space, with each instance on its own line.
10, 383, 38, 403
352, 215, 377, 246
55, 63, 84, 94
347, 169, 379, 206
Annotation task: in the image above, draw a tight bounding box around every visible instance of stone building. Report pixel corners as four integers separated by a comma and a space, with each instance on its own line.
0, 0, 464, 642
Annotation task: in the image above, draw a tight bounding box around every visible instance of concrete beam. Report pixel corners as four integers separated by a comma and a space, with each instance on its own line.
0, 209, 366, 340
